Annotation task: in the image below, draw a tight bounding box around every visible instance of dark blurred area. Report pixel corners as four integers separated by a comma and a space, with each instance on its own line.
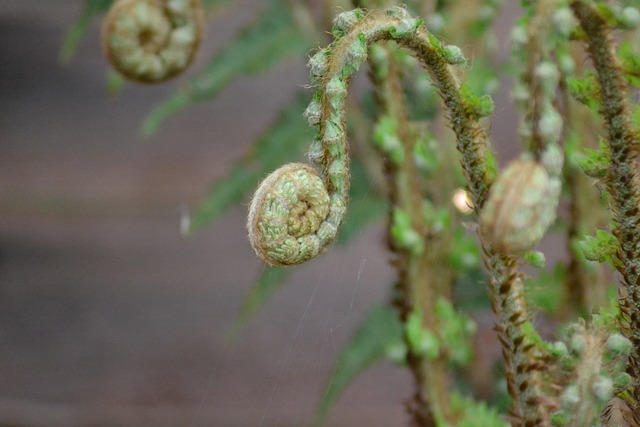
0, 2, 523, 426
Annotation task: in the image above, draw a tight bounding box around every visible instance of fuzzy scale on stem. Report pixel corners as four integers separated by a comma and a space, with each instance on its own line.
102, 0, 204, 83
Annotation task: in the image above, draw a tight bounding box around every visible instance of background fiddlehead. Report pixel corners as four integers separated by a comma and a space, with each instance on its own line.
102, 0, 204, 83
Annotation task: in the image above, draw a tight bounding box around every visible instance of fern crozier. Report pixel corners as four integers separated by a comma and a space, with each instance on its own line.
247, 163, 340, 266
102, 0, 204, 83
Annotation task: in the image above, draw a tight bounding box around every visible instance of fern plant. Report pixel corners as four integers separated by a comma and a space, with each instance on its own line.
65, 0, 640, 425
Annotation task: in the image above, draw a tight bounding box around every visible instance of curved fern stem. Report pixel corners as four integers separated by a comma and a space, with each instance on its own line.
571, 0, 640, 408
247, 8, 552, 423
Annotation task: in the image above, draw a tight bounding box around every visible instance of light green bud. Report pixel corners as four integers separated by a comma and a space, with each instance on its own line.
592, 376, 613, 402
510, 25, 528, 48
442, 45, 466, 65
561, 384, 580, 407
524, 251, 546, 268
552, 7, 577, 36
541, 143, 564, 177
303, 98, 322, 126
538, 107, 563, 145
570, 333, 586, 354
549, 341, 569, 357
385, 341, 408, 366
325, 76, 347, 99
308, 49, 329, 78
391, 209, 423, 256
535, 61, 560, 91
558, 53, 575, 74
415, 330, 440, 360
333, 9, 363, 34
391, 18, 421, 38
612, 372, 632, 388
606, 333, 632, 357
620, 7, 640, 29
426, 14, 445, 33
386, 6, 410, 20
511, 82, 530, 108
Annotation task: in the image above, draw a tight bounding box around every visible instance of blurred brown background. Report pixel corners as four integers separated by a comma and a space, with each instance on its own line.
0, 1, 521, 426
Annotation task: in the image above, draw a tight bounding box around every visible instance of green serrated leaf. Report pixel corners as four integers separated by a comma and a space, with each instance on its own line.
60, 0, 113, 63
619, 40, 640, 87
450, 392, 508, 427
573, 139, 610, 179
566, 72, 600, 111
142, 0, 311, 135
227, 267, 290, 342
315, 305, 403, 427
188, 95, 312, 233
459, 82, 494, 118
591, 289, 622, 330
578, 229, 619, 266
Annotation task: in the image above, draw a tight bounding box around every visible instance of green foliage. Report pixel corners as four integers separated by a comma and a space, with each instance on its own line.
566, 72, 600, 111
314, 305, 403, 427
106, 69, 126, 96
619, 40, 640, 87
60, 0, 113, 63
524, 251, 546, 269
448, 228, 482, 272
406, 309, 440, 360
142, 0, 312, 135
422, 200, 452, 235
578, 229, 620, 267
573, 139, 610, 179
449, 392, 510, 427
373, 115, 404, 165
459, 83, 495, 119
413, 135, 440, 176
390, 208, 424, 256
592, 295, 622, 330
389, 18, 423, 39
434, 298, 476, 366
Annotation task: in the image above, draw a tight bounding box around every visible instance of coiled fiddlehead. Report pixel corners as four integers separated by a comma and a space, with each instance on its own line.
247, 163, 338, 267
247, 7, 492, 267
102, 0, 204, 83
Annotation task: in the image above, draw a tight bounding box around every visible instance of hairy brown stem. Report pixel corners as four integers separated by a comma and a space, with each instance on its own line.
571, 0, 640, 407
